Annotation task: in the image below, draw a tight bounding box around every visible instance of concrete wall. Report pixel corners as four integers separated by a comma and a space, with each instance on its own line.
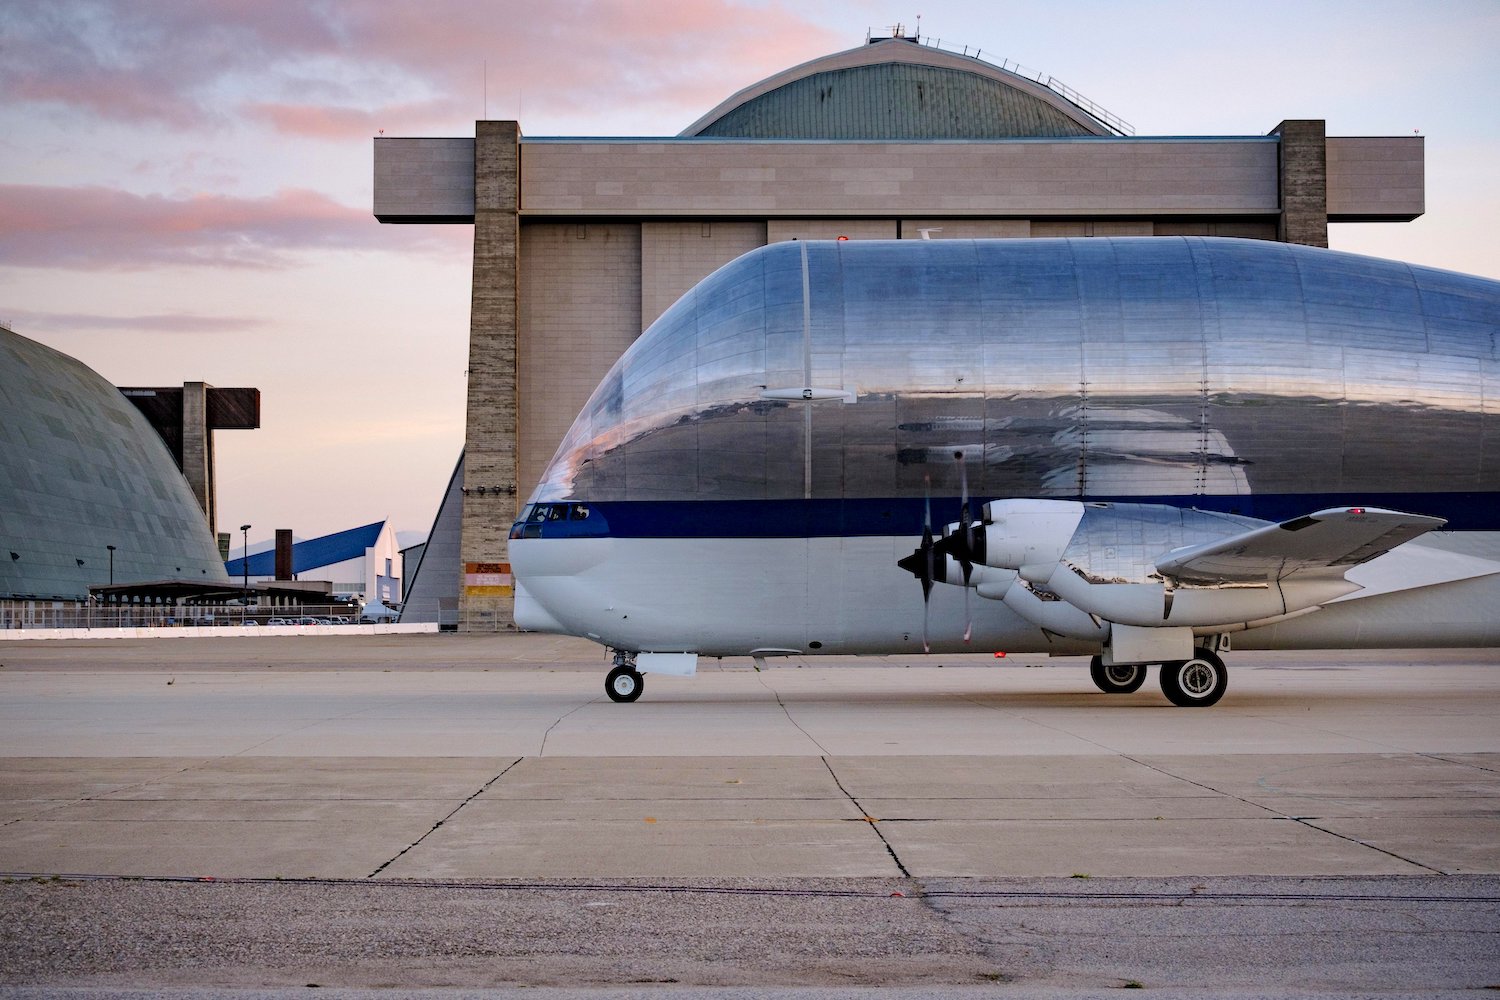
0, 623, 438, 641
460, 122, 520, 631
766, 220, 899, 243
1273, 120, 1329, 247
520, 139, 1281, 217
517, 223, 643, 513
373, 138, 475, 222
374, 134, 1425, 225
1327, 136, 1425, 221
641, 221, 766, 328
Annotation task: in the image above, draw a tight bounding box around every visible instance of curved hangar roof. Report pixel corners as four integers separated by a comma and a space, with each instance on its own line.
681, 37, 1114, 139
0, 327, 230, 600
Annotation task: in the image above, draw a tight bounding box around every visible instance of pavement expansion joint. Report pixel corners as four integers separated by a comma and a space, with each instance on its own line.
1419, 750, 1500, 774
1286, 816, 1447, 875
366, 757, 522, 878
1124, 752, 1452, 875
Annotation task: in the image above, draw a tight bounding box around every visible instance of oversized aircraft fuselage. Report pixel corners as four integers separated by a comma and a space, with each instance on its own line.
511, 237, 1500, 660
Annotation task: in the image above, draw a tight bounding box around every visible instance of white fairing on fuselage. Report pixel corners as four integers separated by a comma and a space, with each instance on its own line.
509, 532, 1500, 656
511, 535, 1083, 656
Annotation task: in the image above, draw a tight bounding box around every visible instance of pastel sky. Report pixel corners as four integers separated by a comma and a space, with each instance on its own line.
2, 0, 1497, 547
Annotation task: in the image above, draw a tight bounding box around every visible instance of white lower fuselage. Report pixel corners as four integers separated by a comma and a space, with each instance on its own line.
511, 532, 1500, 658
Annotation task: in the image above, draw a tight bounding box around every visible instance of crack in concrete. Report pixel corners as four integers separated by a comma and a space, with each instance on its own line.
756, 673, 830, 755
538, 696, 596, 756
821, 757, 912, 879
366, 757, 522, 878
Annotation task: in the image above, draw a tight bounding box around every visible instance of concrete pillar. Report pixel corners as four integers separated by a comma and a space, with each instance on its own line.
1271, 120, 1328, 247
180, 382, 215, 534
274, 529, 293, 581
459, 121, 521, 631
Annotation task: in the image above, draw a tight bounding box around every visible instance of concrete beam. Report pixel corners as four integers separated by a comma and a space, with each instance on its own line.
1326, 136, 1425, 221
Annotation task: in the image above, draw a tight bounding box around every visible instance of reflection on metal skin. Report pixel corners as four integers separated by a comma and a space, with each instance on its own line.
531, 238, 1499, 509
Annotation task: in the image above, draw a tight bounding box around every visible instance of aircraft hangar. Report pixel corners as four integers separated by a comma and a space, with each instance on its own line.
372, 32, 1425, 630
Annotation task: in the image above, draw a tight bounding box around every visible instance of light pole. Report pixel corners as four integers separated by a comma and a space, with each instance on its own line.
106, 544, 115, 586
240, 524, 251, 598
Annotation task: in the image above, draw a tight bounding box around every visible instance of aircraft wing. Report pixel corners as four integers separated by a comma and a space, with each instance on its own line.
1156, 507, 1447, 586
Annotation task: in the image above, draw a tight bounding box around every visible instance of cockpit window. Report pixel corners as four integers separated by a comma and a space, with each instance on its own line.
511, 501, 605, 539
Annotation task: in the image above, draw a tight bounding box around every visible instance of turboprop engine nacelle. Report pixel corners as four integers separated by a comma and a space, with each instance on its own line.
979, 499, 1085, 581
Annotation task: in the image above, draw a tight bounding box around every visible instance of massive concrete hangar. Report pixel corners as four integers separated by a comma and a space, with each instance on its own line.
373, 34, 1424, 629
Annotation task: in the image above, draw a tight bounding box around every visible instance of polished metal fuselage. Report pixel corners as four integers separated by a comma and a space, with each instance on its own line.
534, 237, 1498, 510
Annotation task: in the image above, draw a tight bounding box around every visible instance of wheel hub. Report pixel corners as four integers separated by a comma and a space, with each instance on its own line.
1181, 660, 1216, 696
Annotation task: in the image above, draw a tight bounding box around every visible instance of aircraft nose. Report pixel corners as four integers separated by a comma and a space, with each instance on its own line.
513, 581, 568, 633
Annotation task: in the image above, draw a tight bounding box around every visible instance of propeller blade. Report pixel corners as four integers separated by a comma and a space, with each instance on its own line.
895, 491, 936, 588
921, 481, 932, 652
956, 451, 972, 643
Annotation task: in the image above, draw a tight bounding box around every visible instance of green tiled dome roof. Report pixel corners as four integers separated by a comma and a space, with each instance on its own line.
0, 327, 230, 599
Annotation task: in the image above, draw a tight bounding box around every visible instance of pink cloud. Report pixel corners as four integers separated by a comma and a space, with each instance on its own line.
2, 2, 847, 137
0, 184, 461, 269
244, 99, 460, 141
4, 309, 267, 334
1, 2, 342, 128
333, 0, 849, 132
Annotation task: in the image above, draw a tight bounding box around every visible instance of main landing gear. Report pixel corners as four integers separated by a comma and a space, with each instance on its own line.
1088, 656, 1147, 694
1160, 648, 1228, 707
605, 650, 643, 703
1088, 647, 1229, 707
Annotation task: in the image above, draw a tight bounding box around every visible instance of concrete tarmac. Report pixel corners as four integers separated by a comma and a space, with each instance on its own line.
1, 634, 1497, 995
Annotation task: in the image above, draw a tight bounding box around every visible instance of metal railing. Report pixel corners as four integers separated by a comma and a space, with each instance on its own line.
914, 36, 1136, 137
0, 603, 373, 631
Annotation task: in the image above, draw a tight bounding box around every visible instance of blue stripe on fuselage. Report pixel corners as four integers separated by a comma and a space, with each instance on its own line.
517, 492, 1500, 539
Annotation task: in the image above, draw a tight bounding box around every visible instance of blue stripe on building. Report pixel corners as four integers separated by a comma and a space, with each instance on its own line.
225, 521, 385, 577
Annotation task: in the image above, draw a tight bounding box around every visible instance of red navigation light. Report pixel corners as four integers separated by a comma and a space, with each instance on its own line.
836, 235, 849, 241
1349, 507, 1365, 514
993, 651, 1007, 658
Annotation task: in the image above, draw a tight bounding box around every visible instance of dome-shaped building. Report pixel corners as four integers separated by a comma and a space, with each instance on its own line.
0, 326, 230, 602
681, 35, 1121, 139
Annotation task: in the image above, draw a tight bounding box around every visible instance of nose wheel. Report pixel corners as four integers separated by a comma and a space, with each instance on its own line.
605, 663, 644, 702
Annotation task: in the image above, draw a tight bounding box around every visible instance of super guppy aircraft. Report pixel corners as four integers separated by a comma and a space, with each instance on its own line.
510, 237, 1500, 706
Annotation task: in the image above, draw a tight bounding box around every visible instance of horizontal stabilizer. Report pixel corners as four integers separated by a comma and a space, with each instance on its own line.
1156, 507, 1446, 585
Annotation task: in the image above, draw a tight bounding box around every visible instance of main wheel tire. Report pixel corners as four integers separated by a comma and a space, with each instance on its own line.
1160, 649, 1227, 707
605, 665, 644, 703
1089, 655, 1147, 694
